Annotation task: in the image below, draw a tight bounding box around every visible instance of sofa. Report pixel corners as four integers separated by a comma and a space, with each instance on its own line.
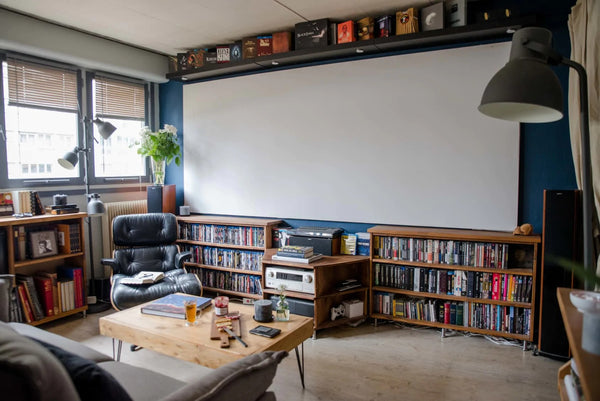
0, 275, 288, 401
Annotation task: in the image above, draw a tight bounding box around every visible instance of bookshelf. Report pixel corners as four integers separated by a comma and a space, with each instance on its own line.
167, 15, 535, 83
176, 215, 281, 299
368, 225, 540, 343
262, 250, 370, 335
0, 213, 87, 325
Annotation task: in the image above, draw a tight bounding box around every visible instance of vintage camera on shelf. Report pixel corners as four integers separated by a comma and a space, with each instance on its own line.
330, 304, 346, 321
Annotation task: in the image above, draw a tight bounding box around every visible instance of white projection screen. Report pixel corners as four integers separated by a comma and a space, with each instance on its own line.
183, 42, 519, 231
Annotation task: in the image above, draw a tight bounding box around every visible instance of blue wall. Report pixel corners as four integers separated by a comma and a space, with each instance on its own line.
161, 3, 577, 234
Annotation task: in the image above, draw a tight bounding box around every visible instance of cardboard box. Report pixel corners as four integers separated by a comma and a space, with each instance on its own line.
343, 299, 364, 318
272, 31, 292, 53
295, 18, 329, 50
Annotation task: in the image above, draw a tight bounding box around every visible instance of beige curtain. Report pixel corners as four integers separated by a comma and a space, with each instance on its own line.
568, 0, 600, 280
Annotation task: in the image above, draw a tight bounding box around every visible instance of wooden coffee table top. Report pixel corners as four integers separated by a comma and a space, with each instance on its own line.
99, 299, 313, 369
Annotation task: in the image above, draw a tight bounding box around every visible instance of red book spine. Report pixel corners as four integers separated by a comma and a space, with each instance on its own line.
444, 302, 451, 324
74, 268, 83, 308
492, 273, 500, 300
17, 284, 34, 322
34, 276, 54, 316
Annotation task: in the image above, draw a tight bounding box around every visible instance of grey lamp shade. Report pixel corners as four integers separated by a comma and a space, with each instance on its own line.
87, 193, 105, 216
478, 27, 564, 123
93, 118, 116, 140
57, 147, 80, 169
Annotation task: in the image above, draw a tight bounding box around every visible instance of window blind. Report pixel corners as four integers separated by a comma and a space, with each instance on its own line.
6, 58, 78, 112
95, 76, 145, 120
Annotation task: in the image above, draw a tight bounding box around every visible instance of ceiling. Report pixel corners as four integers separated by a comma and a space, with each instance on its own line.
0, 0, 437, 56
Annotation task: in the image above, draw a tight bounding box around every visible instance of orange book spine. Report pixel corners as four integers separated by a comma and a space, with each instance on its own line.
17, 284, 34, 323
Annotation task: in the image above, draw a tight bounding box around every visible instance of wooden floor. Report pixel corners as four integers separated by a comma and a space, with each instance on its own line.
44, 309, 562, 401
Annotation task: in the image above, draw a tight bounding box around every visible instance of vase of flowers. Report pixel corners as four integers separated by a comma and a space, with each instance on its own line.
276, 284, 290, 322
136, 124, 182, 185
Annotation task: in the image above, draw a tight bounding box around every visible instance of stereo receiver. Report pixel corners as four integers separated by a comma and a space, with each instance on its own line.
265, 266, 315, 294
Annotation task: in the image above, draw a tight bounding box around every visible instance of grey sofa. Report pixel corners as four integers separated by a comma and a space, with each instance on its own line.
0, 275, 288, 401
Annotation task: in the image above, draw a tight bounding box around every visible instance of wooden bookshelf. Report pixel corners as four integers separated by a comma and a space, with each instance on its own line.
0, 213, 88, 324
368, 225, 540, 343
167, 16, 535, 83
176, 215, 281, 299
262, 250, 370, 335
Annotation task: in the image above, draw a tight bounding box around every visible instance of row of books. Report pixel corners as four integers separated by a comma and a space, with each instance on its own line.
187, 266, 263, 296
373, 237, 533, 269
374, 263, 533, 303
181, 244, 263, 271
10, 267, 85, 323
11, 190, 45, 215
374, 292, 531, 335
470, 302, 531, 336
178, 223, 266, 247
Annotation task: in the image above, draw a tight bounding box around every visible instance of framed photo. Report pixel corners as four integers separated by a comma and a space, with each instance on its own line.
30, 230, 58, 258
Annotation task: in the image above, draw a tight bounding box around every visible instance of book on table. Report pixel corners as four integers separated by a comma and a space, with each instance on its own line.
120, 271, 165, 285
271, 253, 323, 264
141, 293, 213, 319
277, 245, 314, 258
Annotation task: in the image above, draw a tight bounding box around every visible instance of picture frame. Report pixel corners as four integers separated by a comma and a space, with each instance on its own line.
29, 230, 58, 258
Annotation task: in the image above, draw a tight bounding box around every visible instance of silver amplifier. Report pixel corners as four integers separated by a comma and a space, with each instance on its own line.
265, 266, 314, 294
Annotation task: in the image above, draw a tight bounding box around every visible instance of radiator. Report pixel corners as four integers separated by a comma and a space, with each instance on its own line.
101, 200, 147, 258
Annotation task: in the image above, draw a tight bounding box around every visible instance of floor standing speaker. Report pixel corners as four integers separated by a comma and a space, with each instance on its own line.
147, 184, 176, 214
537, 189, 582, 359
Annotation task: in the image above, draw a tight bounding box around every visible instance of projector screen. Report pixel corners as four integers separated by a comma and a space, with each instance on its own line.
183, 42, 519, 231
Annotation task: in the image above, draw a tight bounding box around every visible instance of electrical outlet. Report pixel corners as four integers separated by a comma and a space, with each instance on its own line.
243, 297, 254, 305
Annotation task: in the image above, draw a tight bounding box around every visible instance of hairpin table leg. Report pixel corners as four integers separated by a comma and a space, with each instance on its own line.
294, 342, 305, 389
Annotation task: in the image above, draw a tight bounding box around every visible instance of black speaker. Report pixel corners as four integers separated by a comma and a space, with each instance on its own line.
147, 184, 176, 214
537, 189, 583, 359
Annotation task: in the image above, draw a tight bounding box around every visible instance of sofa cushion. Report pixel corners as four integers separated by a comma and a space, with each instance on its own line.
10, 322, 112, 363
160, 350, 288, 401
0, 321, 80, 401
33, 339, 133, 401
98, 361, 187, 401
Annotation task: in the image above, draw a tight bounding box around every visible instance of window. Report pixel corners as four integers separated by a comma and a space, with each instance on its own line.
2, 58, 79, 182
91, 75, 147, 179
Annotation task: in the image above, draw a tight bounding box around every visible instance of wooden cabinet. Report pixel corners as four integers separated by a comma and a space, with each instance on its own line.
262, 249, 370, 333
368, 225, 540, 343
167, 16, 535, 83
0, 213, 88, 325
176, 215, 281, 299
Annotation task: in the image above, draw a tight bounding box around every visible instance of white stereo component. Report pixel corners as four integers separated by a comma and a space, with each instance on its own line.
265, 266, 315, 294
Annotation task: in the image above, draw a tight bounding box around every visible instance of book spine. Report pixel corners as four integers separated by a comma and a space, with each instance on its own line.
34, 276, 54, 317
17, 283, 34, 322
19, 276, 44, 320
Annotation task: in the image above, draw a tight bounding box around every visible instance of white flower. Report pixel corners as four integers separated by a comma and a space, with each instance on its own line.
163, 124, 177, 135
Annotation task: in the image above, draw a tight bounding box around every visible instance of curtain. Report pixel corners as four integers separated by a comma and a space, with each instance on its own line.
568, 0, 600, 280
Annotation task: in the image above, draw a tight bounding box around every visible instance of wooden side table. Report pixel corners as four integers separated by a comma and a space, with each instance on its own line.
556, 287, 600, 401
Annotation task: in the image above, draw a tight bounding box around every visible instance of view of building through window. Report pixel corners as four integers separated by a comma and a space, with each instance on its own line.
92, 117, 146, 177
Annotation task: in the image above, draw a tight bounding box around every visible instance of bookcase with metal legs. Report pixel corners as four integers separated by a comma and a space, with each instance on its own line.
0, 212, 88, 325
368, 225, 540, 346
176, 215, 282, 299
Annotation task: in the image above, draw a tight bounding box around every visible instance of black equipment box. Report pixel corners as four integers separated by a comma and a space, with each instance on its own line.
270, 295, 314, 318
288, 227, 342, 256
295, 18, 329, 50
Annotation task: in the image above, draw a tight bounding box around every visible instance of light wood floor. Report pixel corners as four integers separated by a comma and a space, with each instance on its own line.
44, 309, 563, 401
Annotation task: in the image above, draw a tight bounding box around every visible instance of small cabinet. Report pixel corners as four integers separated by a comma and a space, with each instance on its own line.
262, 249, 370, 333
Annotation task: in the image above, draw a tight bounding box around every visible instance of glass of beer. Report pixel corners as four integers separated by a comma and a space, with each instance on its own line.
184, 300, 197, 326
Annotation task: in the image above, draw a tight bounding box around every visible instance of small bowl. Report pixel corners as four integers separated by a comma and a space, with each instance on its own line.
570, 290, 600, 314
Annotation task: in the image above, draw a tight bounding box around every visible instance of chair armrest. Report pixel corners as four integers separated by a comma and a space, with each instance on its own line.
100, 258, 119, 272
176, 251, 192, 269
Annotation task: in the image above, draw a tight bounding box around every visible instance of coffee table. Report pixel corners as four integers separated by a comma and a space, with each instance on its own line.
99, 300, 313, 387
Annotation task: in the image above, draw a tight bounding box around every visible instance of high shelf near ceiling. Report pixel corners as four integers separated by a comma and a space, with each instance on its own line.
0, 213, 88, 325
167, 16, 536, 82
368, 225, 540, 344
176, 215, 281, 300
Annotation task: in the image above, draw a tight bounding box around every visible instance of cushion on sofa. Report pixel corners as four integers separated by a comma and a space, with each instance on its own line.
10, 322, 113, 363
160, 350, 288, 401
98, 361, 187, 401
0, 321, 80, 401
32, 339, 133, 401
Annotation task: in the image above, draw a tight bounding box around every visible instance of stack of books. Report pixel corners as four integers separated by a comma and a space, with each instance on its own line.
272, 246, 323, 264
45, 204, 80, 215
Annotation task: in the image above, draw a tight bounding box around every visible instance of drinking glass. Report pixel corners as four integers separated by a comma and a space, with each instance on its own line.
184, 300, 197, 326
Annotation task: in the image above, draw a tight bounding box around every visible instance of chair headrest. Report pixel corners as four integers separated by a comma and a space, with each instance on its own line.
112, 213, 177, 246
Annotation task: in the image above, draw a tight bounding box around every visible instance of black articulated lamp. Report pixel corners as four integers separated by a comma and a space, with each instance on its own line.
479, 27, 594, 290
58, 116, 116, 313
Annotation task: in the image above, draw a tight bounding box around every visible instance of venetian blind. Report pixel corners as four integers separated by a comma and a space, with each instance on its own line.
6, 58, 78, 112
95, 76, 145, 120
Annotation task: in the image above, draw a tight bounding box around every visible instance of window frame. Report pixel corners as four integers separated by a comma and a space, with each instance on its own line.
0, 52, 154, 189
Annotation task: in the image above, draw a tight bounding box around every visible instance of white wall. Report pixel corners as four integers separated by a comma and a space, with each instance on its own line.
183, 42, 519, 231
